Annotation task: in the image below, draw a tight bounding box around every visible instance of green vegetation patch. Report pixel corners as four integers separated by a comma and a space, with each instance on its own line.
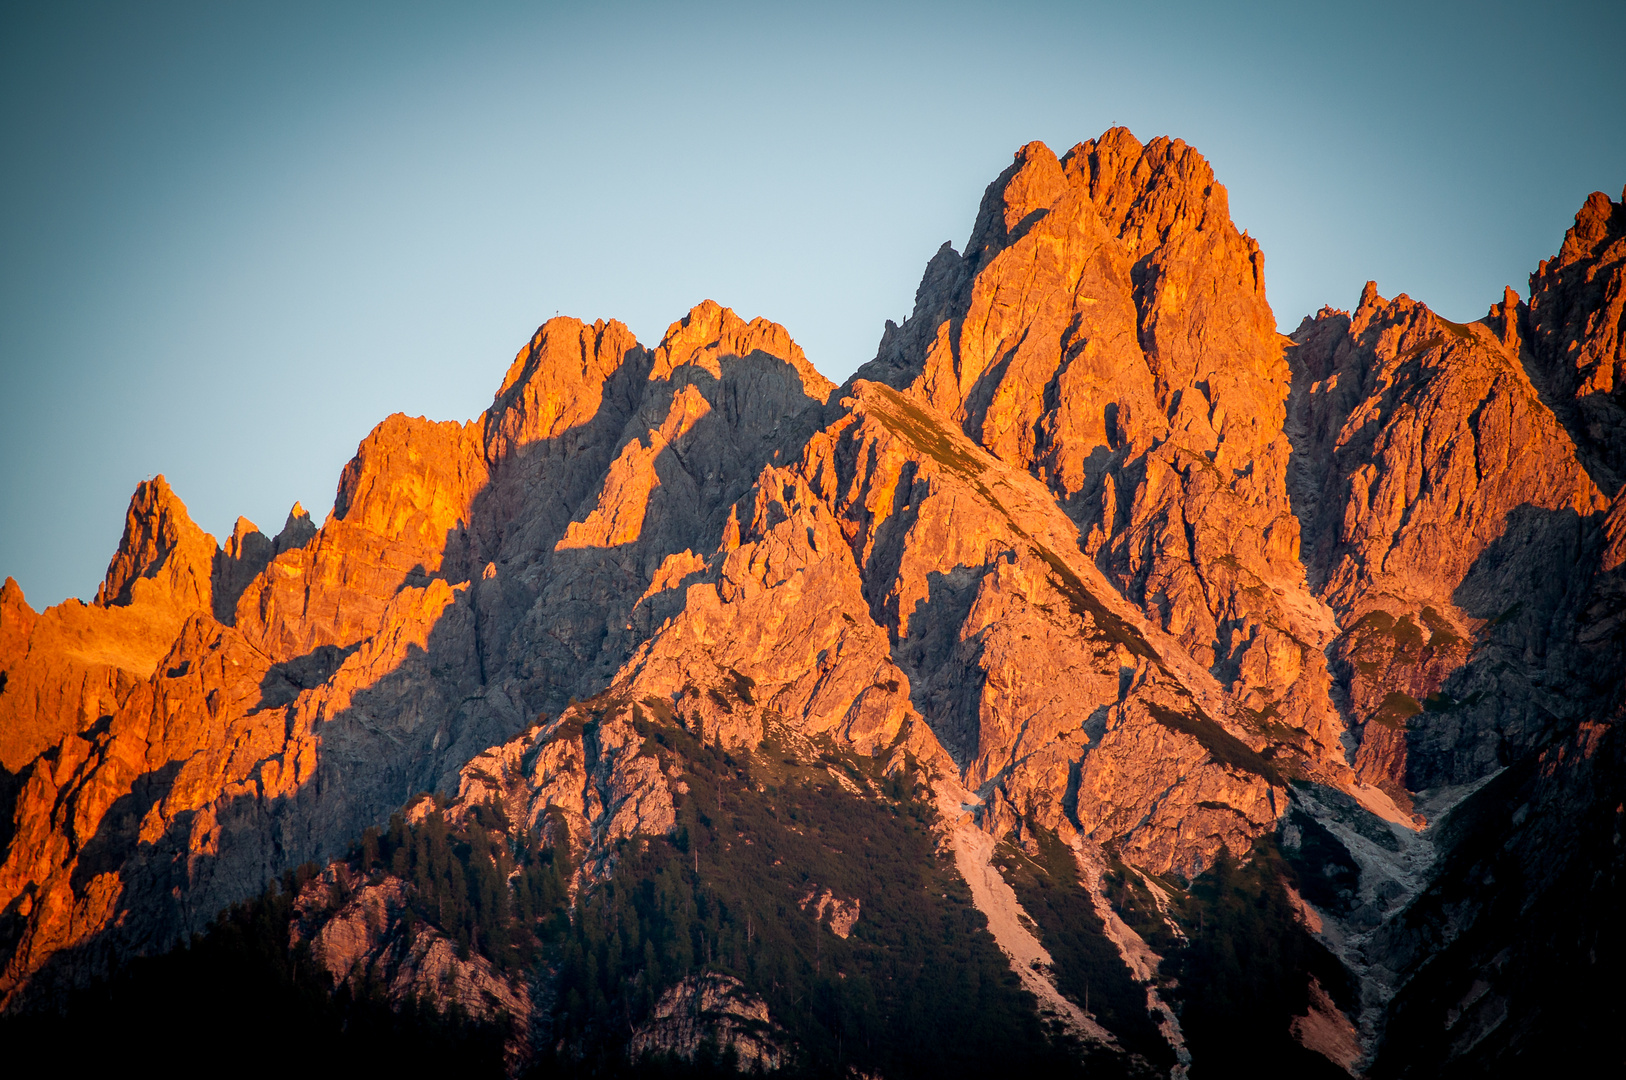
862, 384, 1161, 668
1146, 703, 1283, 785
1369, 691, 1423, 730
1346, 607, 1465, 668
866, 383, 988, 480
1028, 544, 1161, 663
1348, 610, 1425, 656
1397, 334, 1448, 362
1432, 316, 1475, 342
13, 698, 1184, 1077
0, 861, 510, 1073
1240, 700, 1314, 750
1418, 606, 1463, 648
356, 797, 570, 974
1099, 856, 1185, 957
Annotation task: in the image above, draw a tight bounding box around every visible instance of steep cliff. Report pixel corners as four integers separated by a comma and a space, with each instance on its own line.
1525, 185, 1626, 487
860, 130, 1348, 787
1288, 283, 1605, 804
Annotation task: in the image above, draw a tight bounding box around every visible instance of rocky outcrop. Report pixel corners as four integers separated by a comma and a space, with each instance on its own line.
448, 700, 676, 877
1278, 190, 1626, 1073
1290, 285, 1603, 613
798, 885, 860, 939
2, 418, 504, 1005
473, 303, 835, 716
287, 862, 534, 1072
96, 476, 217, 613
0, 152, 1336, 1011
0, 481, 325, 781
627, 974, 786, 1070
523, 372, 1288, 877
234, 415, 489, 660
293, 866, 530, 1023
2, 480, 223, 774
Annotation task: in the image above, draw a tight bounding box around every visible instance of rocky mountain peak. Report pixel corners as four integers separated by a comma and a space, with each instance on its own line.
0, 577, 36, 667
858, 127, 1338, 781
963, 139, 1069, 265
1487, 284, 1523, 351
485, 316, 649, 465
651, 300, 833, 400
1526, 186, 1626, 487
1061, 127, 1241, 264
275, 503, 316, 552
331, 414, 486, 544
1558, 186, 1626, 265
223, 516, 264, 562
93, 474, 216, 613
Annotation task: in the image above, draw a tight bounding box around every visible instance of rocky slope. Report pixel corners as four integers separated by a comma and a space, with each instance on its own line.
2, 134, 1621, 1077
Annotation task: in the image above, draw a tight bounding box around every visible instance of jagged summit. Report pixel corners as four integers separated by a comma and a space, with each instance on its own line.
94, 475, 215, 612
1, 133, 1621, 1078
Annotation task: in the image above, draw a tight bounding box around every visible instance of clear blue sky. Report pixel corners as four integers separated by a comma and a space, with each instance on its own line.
4, 0, 1624, 608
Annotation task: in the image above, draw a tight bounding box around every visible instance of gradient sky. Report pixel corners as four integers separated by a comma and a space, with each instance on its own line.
4, 0, 1624, 609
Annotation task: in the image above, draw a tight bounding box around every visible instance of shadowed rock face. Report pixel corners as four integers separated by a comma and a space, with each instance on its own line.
1526, 185, 1626, 488
1287, 282, 1607, 803
0, 134, 1621, 1078
627, 973, 787, 1070
1280, 194, 1626, 1075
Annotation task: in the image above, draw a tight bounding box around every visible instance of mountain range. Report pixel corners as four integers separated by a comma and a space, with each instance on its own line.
1, 127, 1621, 1077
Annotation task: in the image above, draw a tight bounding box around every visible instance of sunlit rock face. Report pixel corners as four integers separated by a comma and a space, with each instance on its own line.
0, 134, 1621, 1080
860, 130, 1350, 785
0, 299, 836, 1009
